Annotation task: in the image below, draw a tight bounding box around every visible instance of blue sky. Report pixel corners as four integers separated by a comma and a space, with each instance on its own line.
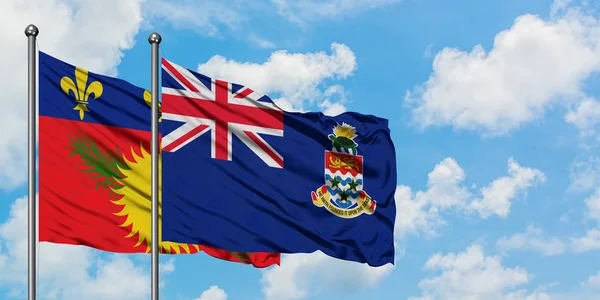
1, 0, 600, 299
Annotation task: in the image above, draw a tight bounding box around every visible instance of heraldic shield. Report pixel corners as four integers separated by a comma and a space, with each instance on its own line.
311, 123, 377, 219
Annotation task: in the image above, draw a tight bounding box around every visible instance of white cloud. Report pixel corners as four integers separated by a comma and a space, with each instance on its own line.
196, 43, 357, 112
395, 157, 545, 238
144, 0, 242, 36
272, 98, 306, 113
423, 44, 434, 58
159, 257, 176, 289
496, 225, 566, 256
571, 229, 600, 253
0, 196, 165, 299
582, 271, 600, 289
160, 257, 175, 273
537, 271, 600, 299
504, 290, 553, 300
550, 0, 574, 16
67, 255, 150, 300
147, 0, 403, 34
565, 98, 600, 137
0, 0, 145, 189
248, 35, 277, 49
259, 251, 394, 300
272, 0, 402, 25
409, 244, 545, 300
194, 285, 228, 300
318, 85, 348, 116
569, 157, 600, 192
571, 188, 600, 253
394, 185, 445, 239
585, 188, 600, 222
318, 99, 347, 116
406, 3, 600, 136
469, 158, 546, 219
394, 158, 469, 238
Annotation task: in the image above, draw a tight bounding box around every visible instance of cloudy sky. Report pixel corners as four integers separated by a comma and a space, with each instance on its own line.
1, 0, 600, 299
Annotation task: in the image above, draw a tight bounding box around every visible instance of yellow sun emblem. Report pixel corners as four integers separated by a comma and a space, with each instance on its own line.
111, 143, 199, 254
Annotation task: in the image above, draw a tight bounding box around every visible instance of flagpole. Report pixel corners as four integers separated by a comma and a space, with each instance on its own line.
148, 32, 162, 300
25, 24, 39, 300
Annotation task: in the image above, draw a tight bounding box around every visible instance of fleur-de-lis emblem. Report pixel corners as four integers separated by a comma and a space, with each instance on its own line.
60, 66, 103, 120
144, 90, 162, 122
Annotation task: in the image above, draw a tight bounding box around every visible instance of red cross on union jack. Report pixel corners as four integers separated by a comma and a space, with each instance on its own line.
161, 58, 284, 168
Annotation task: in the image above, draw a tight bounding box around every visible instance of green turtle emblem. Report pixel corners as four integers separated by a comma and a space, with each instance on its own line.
328, 123, 358, 154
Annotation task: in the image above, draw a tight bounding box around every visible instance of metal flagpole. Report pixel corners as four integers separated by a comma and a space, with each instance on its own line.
148, 32, 162, 300
25, 24, 39, 300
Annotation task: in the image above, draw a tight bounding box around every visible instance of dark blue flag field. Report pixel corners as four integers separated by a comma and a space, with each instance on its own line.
160, 58, 397, 267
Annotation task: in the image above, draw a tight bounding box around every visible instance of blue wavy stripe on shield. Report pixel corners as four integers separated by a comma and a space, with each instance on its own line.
325, 175, 363, 186
331, 197, 358, 209
339, 177, 362, 186
327, 187, 362, 198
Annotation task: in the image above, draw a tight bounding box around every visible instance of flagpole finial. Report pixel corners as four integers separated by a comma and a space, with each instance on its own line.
24, 24, 39, 37
148, 32, 162, 44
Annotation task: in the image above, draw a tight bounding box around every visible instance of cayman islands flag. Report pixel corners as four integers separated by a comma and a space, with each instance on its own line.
38, 52, 279, 267
160, 59, 397, 266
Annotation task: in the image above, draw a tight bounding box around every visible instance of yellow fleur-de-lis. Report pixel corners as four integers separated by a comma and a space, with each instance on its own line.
60, 66, 103, 120
144, 90, 162, 122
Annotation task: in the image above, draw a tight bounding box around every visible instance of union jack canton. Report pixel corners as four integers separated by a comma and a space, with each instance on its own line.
160, 58, 284, 168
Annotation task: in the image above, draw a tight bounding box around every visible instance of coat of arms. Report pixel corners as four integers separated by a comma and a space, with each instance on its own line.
311, 123, 376, 218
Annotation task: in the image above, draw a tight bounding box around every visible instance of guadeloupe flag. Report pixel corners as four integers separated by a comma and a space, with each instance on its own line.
38, 51, 280, 267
